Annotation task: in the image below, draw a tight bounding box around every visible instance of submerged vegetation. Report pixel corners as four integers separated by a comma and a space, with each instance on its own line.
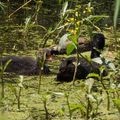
0, 0, 120, 120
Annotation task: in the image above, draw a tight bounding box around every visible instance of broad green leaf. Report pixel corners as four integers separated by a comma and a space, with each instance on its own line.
68, 34, 78, 44
66, 43, 76, 55
87, 73, 100, 80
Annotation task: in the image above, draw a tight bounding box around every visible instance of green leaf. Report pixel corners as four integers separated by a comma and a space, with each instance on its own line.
3, 59, 12, 72
0, 2, 6, 13
70, 104, 86, 114
8, 84, 17, 97
85, 15, 108, 23
68, 34, 78, 44
61, 1, 68, 17
113, 99, 120, 112
114, 0, 120, 28
66, 43, 76, 55
87, 73, 100, 80
99, 65, 105, 72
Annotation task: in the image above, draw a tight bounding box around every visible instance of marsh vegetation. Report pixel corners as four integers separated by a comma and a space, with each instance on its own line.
0, 0, 120, 120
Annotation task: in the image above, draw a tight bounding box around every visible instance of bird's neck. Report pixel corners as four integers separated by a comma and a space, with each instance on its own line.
91, 48, 101, 59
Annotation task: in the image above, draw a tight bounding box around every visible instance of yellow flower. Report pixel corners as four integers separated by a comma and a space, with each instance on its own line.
86, 7, 93, 13
87, 8, 92, 13
75, 12, 78, 17
69, 18, 74, 22
72, 30, 77, 35
76, 21, 80, 25
75, 27, 78, 31
67, 29, 76, 35
67, 29, 72, 32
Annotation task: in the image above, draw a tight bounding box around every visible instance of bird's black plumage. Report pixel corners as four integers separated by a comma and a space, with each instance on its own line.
92, 33, 105, 50
56, 57, 103, 82
91, 33, 105, 58
0, 56, 50, 75
56, 33, 106, 82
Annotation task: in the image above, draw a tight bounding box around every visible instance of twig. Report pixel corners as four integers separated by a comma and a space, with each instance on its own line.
9, 0, 32, 18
